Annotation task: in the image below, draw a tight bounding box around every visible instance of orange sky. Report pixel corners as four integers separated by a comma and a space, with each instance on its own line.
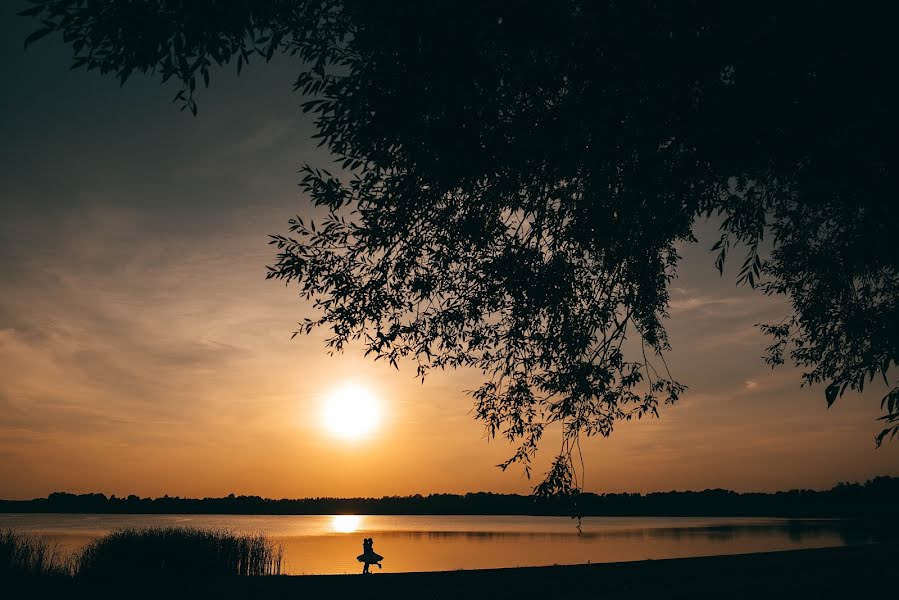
0, 10, 896, 500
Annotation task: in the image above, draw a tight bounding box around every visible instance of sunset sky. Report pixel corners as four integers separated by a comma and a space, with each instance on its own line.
1, 11, 897, 501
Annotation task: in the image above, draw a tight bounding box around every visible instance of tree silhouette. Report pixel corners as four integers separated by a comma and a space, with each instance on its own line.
22, 1, 899, 494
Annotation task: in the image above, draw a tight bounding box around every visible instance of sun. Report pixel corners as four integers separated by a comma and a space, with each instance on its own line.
322, 383, 382, 439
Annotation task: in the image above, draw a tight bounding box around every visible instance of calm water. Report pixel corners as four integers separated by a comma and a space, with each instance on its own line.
0, 513, 877, 574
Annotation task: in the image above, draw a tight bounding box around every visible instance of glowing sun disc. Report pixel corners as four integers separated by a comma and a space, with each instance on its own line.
322, 384, 381, 439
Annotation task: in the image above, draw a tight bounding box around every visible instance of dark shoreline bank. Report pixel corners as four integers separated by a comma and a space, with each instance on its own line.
4, 476, 898, 518
11, 543, 897, 599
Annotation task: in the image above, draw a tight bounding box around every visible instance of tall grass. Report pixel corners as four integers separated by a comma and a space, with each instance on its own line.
0, 529, 70, 577
76, 527, 283, 578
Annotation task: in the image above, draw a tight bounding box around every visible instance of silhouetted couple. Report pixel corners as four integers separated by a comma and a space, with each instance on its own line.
357, 537, 383, 574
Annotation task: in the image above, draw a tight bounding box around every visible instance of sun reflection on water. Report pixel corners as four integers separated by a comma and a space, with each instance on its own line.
331, 514, 363, 533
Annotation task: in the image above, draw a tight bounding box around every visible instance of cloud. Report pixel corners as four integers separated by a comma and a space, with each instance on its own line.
669, 294, 747, 314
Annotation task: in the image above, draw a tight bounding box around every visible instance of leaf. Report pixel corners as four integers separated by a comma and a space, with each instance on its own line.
23, 27, 53, 49
715, 246, 727, 275
825, 383, 840, 408
17, 6, 45, 17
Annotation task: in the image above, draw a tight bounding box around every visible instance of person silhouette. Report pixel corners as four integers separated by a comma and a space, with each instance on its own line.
357, 537, 384, 574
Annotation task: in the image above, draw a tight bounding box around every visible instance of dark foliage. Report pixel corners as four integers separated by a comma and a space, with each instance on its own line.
0, 529, 69, 578
75, 527, 282, 578
20, 1, 899, 492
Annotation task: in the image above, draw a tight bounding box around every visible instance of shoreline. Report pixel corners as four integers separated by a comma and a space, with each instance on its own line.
5, 478, 897, 518
13, 543, 897, 599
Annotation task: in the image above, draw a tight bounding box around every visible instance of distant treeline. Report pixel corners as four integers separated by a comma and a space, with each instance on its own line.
2, 477, 897, 518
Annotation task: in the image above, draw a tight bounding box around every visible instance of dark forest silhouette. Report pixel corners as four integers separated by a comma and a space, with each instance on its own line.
2, 477, 897, 519
20, 1, 899, 496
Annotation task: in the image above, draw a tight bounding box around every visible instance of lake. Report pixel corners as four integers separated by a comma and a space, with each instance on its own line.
0, 513, 878, 574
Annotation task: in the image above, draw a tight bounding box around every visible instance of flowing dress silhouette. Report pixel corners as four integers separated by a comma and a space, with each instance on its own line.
357, 537, 383, 574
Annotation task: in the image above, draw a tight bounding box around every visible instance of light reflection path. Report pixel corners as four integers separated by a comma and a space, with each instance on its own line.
331, 514, 363, 533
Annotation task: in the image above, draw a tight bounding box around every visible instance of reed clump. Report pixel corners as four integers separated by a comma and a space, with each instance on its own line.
76, 526, 282, 578
0, 529, 70, 577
